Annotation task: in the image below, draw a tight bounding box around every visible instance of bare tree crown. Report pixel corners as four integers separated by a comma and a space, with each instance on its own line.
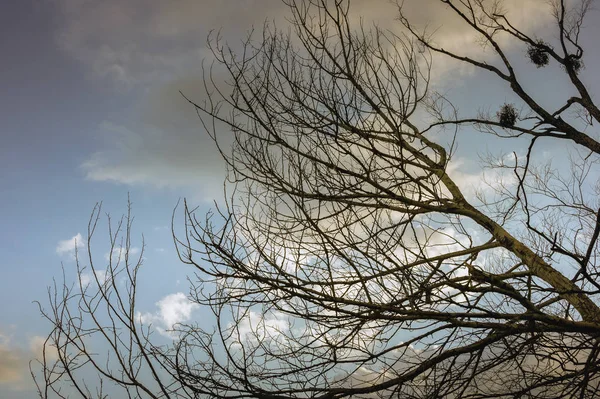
36, 1, 600, 398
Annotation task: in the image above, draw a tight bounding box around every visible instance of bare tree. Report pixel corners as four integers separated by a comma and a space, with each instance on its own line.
37, 0, 600, 398
33, 202, 194, 398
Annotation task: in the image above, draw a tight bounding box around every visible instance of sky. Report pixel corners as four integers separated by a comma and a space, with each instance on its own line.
1, 0, 599, 397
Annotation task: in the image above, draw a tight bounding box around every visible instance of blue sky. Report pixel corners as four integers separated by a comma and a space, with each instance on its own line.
1, 0, 599, 396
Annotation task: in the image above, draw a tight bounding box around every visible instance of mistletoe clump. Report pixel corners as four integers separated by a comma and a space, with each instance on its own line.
497, 103, 518, 127
565, 54, 583, 74
527, 40, 550, 67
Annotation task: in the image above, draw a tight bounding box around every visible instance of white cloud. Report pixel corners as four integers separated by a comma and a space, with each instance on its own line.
137, 292, 199, 338
56, 233, 85, 258
29, 336, 58, 363
334, 335, 598, 398
103, 246, 140, 263
79, 269, 109, 288
446, 157, 519, 202
232, 310, 289, 347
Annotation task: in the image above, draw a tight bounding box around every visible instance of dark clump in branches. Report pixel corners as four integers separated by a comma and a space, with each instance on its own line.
497, 103, 518, 127
527, 41, 550, 67
565, 54, 584, 73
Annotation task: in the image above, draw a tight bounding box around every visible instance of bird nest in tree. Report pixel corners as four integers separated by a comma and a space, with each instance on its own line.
497, 104, 518, 127
527, 41, 550, 67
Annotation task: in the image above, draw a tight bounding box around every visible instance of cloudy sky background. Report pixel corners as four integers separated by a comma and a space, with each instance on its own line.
2, 0, 599, 396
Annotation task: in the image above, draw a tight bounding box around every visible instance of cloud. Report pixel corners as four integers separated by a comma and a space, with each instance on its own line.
54, 0, 287, 89
81, 117, 228, 199
79, 269, 109, 288
231, 310, 289, 347
66, 0, 555, 196
78, 63, 239, 197
0, 338, 26, 387
29, 336, 58, 363
56, 233, 85, 258
137, 292, 199, 338
55, 0, 464, 93
103, 246, 140, 262
333, 334, 599, 398
54, 0, 555, 91
446, 156, 519, 203
0, 330, 57, 391
394, 0, 557, 83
